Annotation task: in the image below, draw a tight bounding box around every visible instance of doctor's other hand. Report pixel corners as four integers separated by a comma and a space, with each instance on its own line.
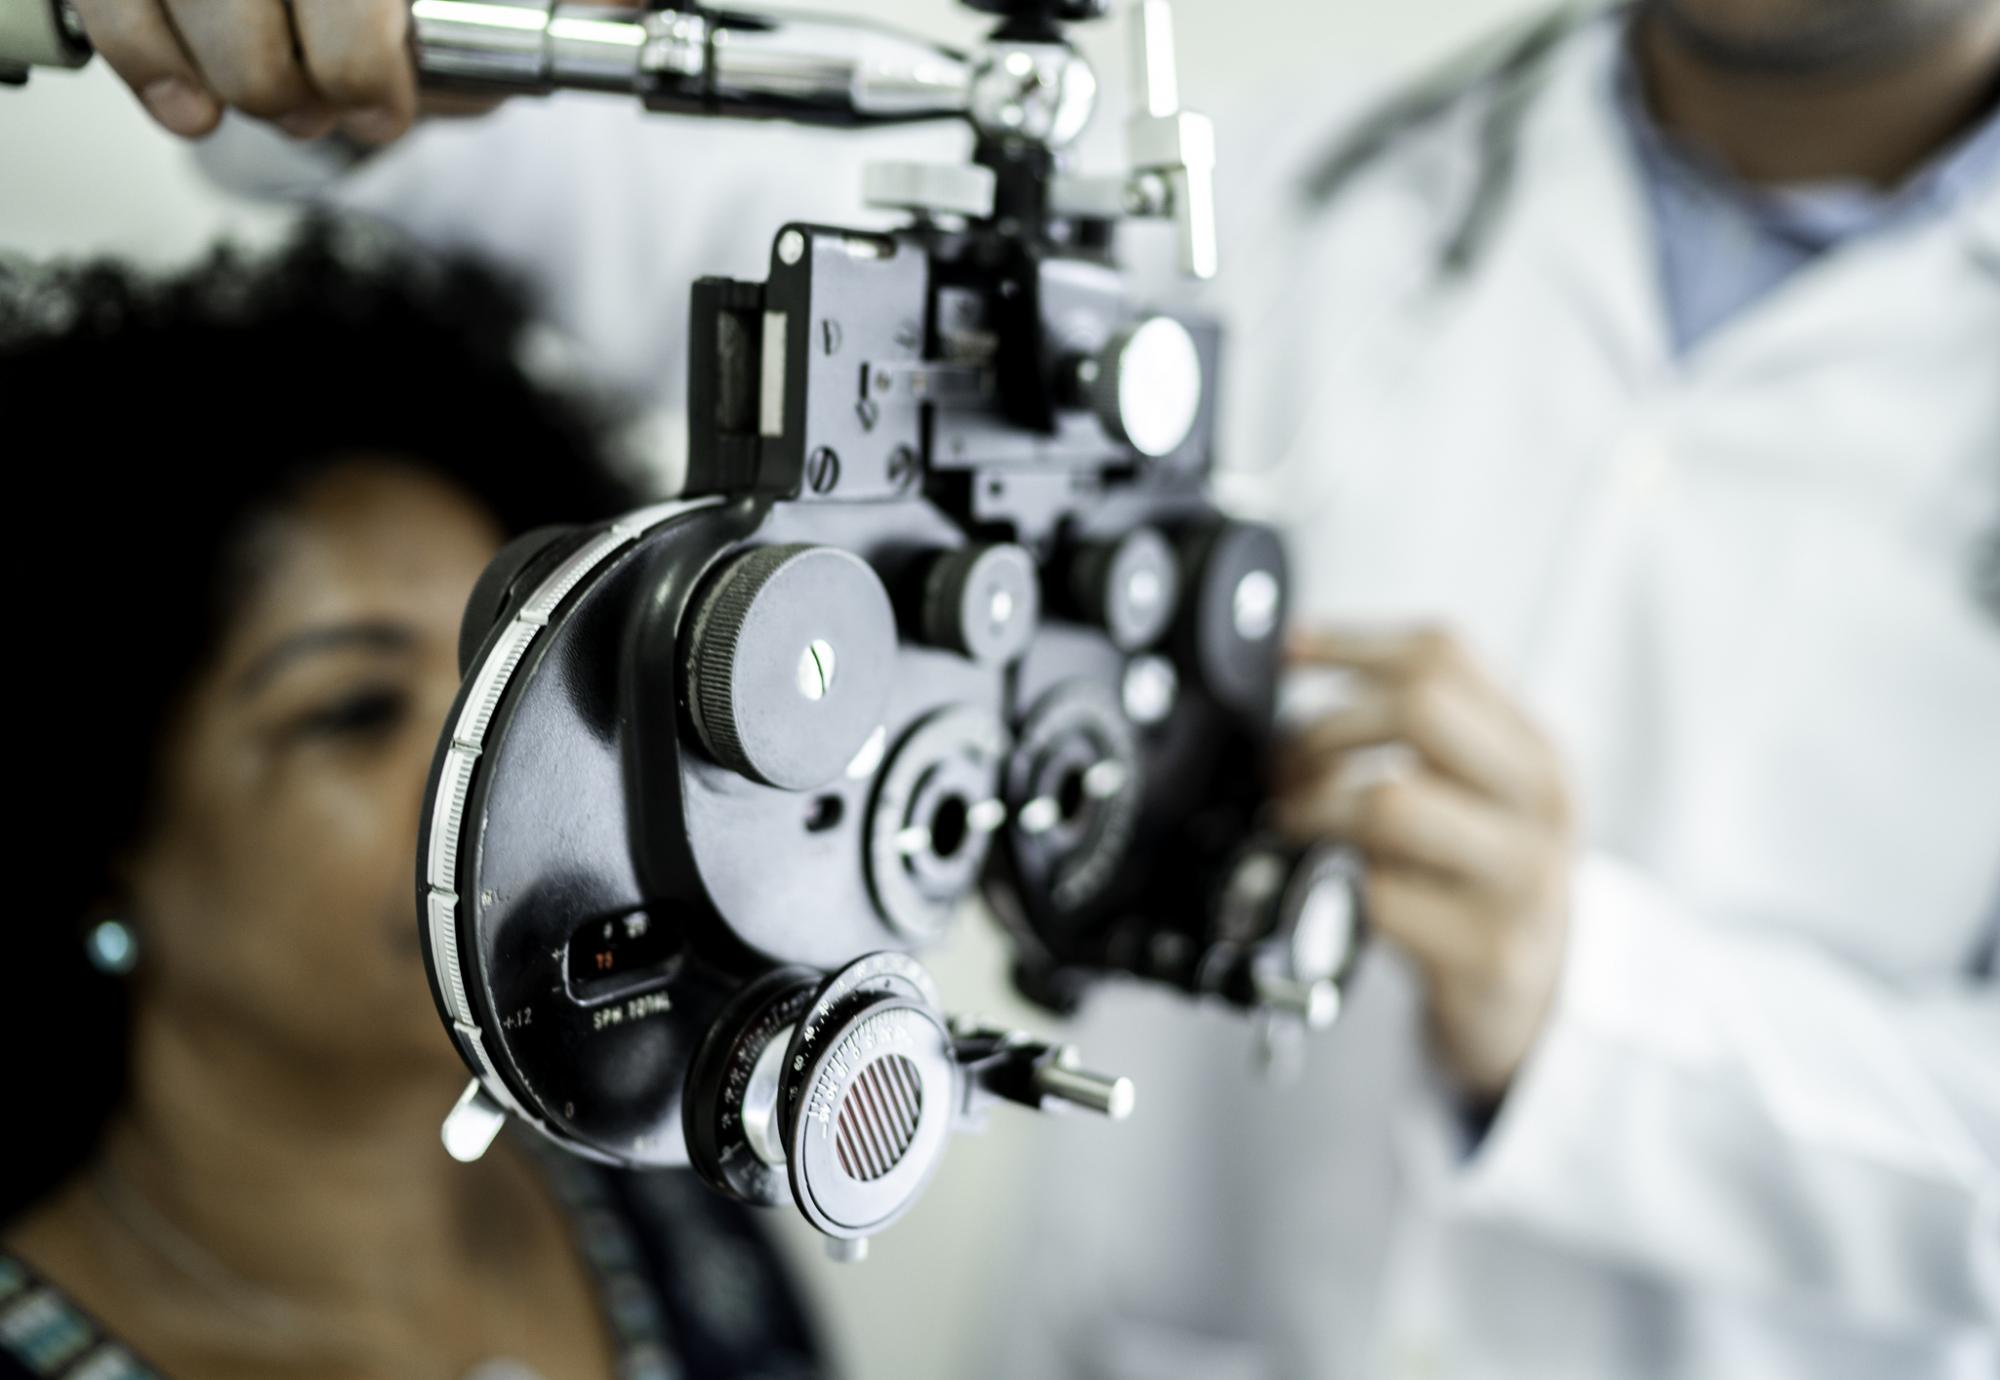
71, 0, 416, 143
1272, 627, 1575, 1102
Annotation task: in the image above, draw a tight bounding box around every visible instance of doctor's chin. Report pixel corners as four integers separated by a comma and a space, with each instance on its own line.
1, 1, 1995, 1379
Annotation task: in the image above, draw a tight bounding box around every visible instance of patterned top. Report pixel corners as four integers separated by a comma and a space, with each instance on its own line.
0, 1144, 824, 1380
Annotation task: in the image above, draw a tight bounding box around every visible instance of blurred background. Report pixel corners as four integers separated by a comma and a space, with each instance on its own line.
0, 3, 1542, 1376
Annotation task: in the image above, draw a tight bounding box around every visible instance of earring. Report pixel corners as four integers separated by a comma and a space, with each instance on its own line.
84, 918, 140, 976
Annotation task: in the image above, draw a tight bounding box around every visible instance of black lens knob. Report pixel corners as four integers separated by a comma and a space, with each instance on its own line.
1176, 519, 1288, 715
1082, 316, 1204, 460
684, 544, 899, 790
1209, 842, 1365, 1030
1069, 525, 1180, 652
920, 542, 1040, 665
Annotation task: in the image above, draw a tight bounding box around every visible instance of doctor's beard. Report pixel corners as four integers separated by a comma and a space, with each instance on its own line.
1643, 0, 1999, 75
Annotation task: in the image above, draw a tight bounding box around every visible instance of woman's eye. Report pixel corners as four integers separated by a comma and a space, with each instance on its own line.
294, 688, 411, 741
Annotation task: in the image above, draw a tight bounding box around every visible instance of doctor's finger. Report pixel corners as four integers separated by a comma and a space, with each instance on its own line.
1288, 626, 1479, 676
290, 0, 417, 143
1283, 678, 1552, 815
1291, 625, 1551, 739
1275, 771, 1537, 893
161, 0, 325, 130
1361, 865, 1483, 978
71, 0, 221, 138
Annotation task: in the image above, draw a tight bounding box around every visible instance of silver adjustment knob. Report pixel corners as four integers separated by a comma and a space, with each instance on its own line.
441, 1080, 509, 1163
0, 0, 88, 74
920, 543, 1041, 665
1082, 316, 1204, 459
1251, 972, 1341, 1031
1033, 1047, 1137, 1120
683, 544, 900, 791
967, 40, 1099, 146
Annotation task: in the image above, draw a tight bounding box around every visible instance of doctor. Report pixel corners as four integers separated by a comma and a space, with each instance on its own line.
46, 0, 2000, 1375
990, 2, 2000, 1377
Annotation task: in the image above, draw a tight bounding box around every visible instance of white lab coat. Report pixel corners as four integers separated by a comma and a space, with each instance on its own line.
983, 18, 2000, 1380
194, 19, 2000, 1376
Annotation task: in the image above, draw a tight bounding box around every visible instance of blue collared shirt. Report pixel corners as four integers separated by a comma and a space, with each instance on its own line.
1614, 51, 2000, 355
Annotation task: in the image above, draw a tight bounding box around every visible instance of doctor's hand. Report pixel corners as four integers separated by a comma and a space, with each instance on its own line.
72, 0, 416, 143
1272, 627, 1575, 1102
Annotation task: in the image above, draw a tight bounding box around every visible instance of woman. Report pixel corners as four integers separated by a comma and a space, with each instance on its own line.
0, 224, 823, 1380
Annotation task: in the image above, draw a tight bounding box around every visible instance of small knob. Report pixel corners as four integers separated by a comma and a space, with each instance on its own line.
1207, 842, 1365, 1036
1176, 519, 1288, 715
1251, 972, 1341, 1031
1069, 525, 1181, 651
441, 1080, 508, 1163
825, 1237, 870, 1264
1079, 316, 1204, 459
920, 543, 1041, 665
1034, 1049, 1137, 1119
684, 544, 898, 790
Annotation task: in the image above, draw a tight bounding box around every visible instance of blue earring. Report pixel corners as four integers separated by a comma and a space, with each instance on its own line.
84, 918, 140, 976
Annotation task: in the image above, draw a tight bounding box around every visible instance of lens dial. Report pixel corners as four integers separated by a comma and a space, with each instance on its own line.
777, 953, 958, 1240
683, 966, 821, 1206
1175, 520, 1288, 715
1206, 841, 1366, 1029
1069, 525, 1180, 652
1006, 681, 1142, 917
683, 543, 899, 790
865, 706, 1010, 940
920, 542, 1041, 665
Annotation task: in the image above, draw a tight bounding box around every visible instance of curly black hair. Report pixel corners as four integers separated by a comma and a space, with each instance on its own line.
0, 220, 645, 1225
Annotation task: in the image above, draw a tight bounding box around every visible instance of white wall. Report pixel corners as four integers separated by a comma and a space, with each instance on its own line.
0, 3, 1539, 1377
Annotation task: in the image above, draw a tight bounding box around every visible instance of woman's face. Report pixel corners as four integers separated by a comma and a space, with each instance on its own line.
125, 459, 505, 1079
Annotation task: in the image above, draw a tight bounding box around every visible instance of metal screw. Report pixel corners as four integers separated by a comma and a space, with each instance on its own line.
797, 639, 837, 701
777, 229, 806, 265
887, 445, 918, 489
806, 447, 841, 494
822, 319, 843, 355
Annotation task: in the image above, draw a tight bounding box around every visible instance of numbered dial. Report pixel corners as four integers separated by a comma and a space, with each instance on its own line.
778, 954, 959, 1240
683, 967, 821, 1206
1006, 681, 1142, 918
